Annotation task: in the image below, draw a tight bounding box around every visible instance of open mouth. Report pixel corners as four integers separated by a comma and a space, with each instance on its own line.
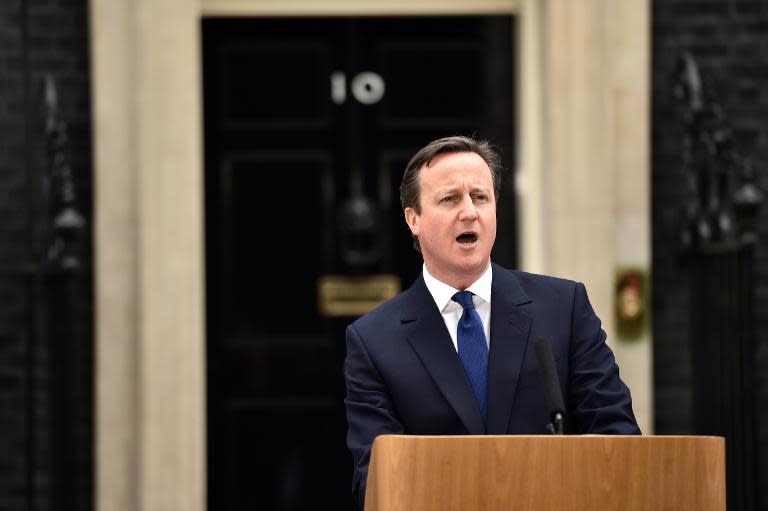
456, 232, 478, 245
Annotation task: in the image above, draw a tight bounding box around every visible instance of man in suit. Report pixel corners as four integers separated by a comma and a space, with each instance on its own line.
344, 136, 640, 508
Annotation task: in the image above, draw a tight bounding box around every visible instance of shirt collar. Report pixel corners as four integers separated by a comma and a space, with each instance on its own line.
422, 262, 493, 312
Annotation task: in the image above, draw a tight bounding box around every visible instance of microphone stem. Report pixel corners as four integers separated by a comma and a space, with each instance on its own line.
553, 412, 564, 435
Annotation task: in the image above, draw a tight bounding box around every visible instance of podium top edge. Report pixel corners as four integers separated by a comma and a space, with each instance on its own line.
374, 434, 725, 441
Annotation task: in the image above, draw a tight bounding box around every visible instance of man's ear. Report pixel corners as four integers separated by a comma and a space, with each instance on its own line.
404, 207, 420, 236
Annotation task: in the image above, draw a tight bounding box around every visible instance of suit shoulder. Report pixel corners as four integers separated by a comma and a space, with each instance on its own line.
349, 287, 411, 334
497, 265, 578, 291
491, 265, 583, 306
511, 269, 577, 289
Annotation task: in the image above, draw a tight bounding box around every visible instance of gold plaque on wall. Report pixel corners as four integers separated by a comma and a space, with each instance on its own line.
318, 274, 401, 317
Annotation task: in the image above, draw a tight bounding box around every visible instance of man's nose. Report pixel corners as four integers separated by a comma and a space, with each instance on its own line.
458, 195, 479, 221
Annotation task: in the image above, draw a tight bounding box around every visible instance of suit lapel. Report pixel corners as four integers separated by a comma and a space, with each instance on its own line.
402, 275, 485, 435
486, 264, 533, 434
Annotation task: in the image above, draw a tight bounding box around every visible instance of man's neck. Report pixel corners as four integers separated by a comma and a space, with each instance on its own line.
423, 261, 491, 291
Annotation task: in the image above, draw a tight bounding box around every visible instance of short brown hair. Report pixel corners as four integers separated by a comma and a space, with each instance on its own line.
400, 135, 502, 252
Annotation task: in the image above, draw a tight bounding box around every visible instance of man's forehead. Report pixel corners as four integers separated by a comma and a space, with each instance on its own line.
420, 154, 493, 183
430, 180, 492, 192
424, 150, 486, 168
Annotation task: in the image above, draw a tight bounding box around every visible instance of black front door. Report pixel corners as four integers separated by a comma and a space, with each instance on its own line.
203, 16, 516, 510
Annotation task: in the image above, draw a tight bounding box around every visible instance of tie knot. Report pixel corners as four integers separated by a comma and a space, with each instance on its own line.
452, 290, 475, 310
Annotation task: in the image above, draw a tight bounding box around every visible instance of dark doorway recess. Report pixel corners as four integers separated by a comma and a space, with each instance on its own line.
203, 16, 516, 510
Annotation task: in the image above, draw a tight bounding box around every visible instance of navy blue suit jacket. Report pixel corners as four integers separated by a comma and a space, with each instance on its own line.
344, 264, 640, 507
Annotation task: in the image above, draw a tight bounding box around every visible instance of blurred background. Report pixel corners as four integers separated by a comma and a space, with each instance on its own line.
1, 0, 767, 510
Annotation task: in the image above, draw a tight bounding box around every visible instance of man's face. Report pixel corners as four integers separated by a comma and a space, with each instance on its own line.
404, 151, 497, 289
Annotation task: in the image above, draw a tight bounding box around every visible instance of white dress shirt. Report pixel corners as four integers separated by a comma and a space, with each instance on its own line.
422, 263, 493, 352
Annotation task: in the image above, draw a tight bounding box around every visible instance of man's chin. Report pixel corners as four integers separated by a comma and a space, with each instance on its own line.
452, 257, 491, 277
423, 251, 490, 280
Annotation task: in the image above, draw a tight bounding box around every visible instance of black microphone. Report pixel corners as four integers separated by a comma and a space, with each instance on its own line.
534, 336, 565, 435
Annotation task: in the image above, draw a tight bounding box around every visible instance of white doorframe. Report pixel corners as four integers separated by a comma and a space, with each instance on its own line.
90, 1, 650, 509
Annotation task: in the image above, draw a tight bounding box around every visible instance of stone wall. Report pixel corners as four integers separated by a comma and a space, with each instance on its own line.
652, 0, 768, 508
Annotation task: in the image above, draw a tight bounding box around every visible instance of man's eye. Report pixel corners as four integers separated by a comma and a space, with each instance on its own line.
473, 194, 488, 202
441, 196, 456, 203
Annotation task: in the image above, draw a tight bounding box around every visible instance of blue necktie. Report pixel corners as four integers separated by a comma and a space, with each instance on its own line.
452, 291, 489, 424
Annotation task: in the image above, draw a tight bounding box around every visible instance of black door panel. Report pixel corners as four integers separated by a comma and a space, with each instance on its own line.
203, 16, 516, 510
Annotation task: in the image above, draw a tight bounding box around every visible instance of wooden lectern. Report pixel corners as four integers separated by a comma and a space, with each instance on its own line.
365, 435, 724, 511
